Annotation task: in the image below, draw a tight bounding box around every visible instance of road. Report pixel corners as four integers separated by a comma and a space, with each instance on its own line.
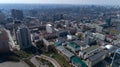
36, 55, 61, 67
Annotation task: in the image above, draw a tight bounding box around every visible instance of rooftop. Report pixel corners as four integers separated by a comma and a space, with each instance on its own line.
81, 45, 99, 53
46, 24, 52, 26
73, 40, 83, 46
54, 41, 62, 46
56, 46, 74, 58
87, 50, 108, 62
71, 56, 86, 67
68, 42, 80, 49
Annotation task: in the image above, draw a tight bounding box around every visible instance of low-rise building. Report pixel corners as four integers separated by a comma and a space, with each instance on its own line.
56, 46, 74, 61
93, 33, 105, 41
67, 42, 80, 53
86, 50, 108, 67
71, 56, 87, 67
42, 38, 53, 52
105, 35, 113, 42
73, 40, 89, 50
57, 30, 68, 37
95, 25, 103, 33
105, 45, 119, 55
79, 45, 99, 59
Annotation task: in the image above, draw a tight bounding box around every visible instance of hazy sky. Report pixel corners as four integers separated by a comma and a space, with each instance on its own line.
0, 0, 119, 5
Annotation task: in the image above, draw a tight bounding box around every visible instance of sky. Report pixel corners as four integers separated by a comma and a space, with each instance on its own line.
0, 0, 119, 5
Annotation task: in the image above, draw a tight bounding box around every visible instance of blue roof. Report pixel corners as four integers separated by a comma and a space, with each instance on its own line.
54, 42, 62, 46
71, 56, 86, 67
68, 42, 80, 49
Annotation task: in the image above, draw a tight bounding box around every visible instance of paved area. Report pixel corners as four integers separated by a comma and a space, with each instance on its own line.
0, 61, 29, 67
30, 56, 40, 67
36, 55, 61, 67
30, 56, 49, 67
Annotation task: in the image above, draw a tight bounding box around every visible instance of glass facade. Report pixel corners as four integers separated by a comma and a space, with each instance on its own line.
111, 49, 120, 67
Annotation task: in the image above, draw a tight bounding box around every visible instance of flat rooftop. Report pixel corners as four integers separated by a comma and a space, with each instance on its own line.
87, 50, 108, 62
56, 46, 74, 58
81, 45, 99, 53
68, 42, 80, 49
71, 56, 86, 67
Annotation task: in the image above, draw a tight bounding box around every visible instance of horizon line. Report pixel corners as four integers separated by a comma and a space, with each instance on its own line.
0, 3, 119, 6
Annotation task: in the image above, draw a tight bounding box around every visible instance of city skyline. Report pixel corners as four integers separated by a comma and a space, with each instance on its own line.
0, 0, 119, 5
0, 0, 120, 67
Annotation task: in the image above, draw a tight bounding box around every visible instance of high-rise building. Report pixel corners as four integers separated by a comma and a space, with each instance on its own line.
0, 11, 6, 24
0, 28, 10, 53
11, 9, 24, 21
84, 32, 96, 46
106, 17, 111, 27
84, 31, 92, 45
111, 48, 120, 67
16, 25, 32, 50
116, 14, 120, 31
53, 14, 63, 21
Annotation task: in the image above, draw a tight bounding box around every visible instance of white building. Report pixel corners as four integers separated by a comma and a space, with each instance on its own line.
93, 33, 105, 40
46, 24, 53, 33
95, 25, 103, 33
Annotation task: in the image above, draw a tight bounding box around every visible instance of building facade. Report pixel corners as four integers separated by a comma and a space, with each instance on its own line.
16, 25, 32, 50
0, 29, 10, 53
11, 9, 24, 21
111, 48, 120, 67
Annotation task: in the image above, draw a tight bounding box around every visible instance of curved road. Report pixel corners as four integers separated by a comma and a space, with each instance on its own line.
36, 55, 61, 67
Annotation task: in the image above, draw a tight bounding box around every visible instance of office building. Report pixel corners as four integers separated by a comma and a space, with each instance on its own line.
95, 25, 103, 32
11, 9, 24, 20
0, 28, 10, 53
86, 50, 108, 67
111, 48, 120, 67
56, 46, 74, 61
46, 24, 53, 33
67, 42, 80, 53
79, 45, 99, 59
57, 30, 68, 37
71, 56, 87, 67
0, 11, 5, 24
84, 32, 96, 45
106, 17, 111, 27
16, 25, 32, 50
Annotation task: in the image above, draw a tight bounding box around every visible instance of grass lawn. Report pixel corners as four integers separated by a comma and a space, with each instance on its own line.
53, 54, 72, 67
14, 50, 32, 59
